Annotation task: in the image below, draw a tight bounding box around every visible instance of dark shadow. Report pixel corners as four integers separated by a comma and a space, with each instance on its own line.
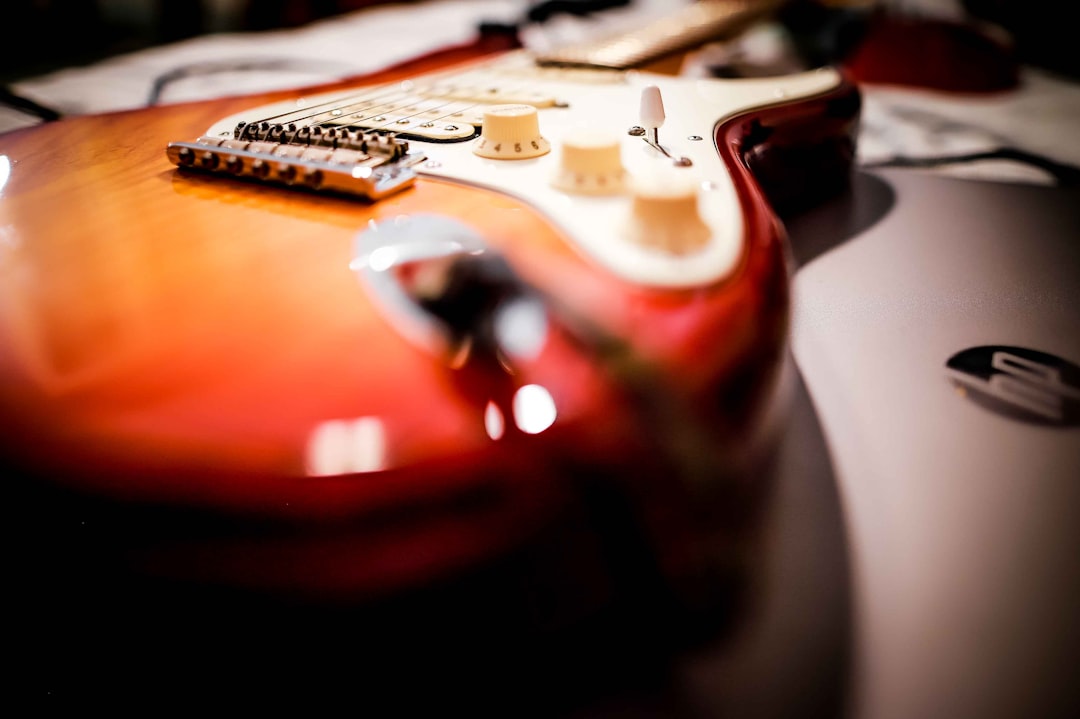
664, 173, 900, 717
674, 360, 853, 719
786, 170, 898, 270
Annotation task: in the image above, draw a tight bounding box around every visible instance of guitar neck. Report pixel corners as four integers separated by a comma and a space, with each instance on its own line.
532, 0, 785, 70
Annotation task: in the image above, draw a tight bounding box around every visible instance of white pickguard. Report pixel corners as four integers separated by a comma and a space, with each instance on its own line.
207, 51, 842, 289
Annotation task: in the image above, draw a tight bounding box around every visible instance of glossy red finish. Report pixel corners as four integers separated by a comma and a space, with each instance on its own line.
0, 39, 859, 619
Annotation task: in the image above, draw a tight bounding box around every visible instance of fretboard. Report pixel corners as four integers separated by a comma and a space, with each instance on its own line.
533, 0, 784, 70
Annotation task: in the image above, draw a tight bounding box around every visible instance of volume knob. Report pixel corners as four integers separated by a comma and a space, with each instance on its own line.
624, 169, 711, 255
551, 128, 626, 195
473, 104, 550, 160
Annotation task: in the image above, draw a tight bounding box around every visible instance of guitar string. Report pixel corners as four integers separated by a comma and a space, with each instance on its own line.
244, 82, 416, 126
251, 87, 479, 141
347, 77, 536, 138
330, 65, 543, 136
243, 85, 450, 141
243, 53, 515, 127
261, 70, 532, 132
245, 61, 536, 143
336, 95, 484, 134
237, 46, 542, 141
231, 51, 553, 160
240, 53, 494, 123
323, 93, 472, 130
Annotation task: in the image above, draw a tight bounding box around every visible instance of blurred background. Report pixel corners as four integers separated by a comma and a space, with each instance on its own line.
3, 1, 414, 84
8, 0, 1076, 184
3, 0, 1077, 86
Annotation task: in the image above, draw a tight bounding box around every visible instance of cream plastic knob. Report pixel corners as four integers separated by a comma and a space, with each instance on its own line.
624, 169, 711, 255
551, 128, 626, 195
472, 104, 550, 160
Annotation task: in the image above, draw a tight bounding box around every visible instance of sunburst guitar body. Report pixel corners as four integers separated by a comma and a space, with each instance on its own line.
0, 12, 859, 702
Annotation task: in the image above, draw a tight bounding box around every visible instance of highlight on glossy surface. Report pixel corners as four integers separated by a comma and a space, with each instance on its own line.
306, 416, 388, 476
512, 383, 558, 435
353, 214, 491, 356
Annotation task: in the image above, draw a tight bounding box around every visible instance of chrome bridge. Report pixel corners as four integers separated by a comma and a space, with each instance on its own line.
165, 132, 422, 200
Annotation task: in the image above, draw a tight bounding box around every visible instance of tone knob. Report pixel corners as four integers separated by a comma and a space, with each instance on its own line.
473, 104, 550, 160
551, 128, 626, 195
624, 169, 711, 255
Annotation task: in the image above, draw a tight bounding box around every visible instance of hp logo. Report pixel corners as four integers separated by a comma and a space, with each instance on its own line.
947, 346, 1080, 426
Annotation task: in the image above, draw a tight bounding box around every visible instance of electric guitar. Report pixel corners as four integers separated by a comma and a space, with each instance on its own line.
1, 0, 859, 698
